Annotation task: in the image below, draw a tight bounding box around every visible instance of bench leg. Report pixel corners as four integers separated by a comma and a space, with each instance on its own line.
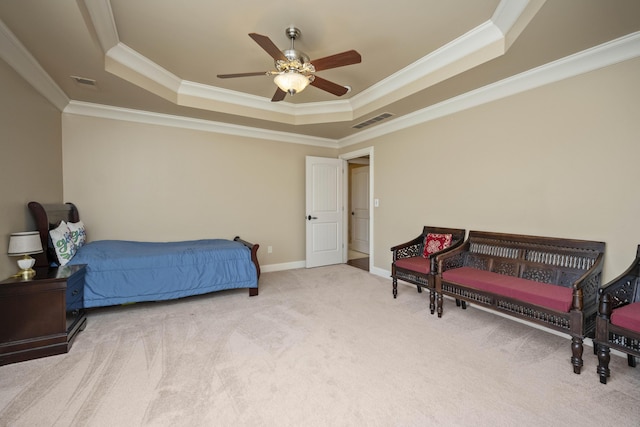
454, 299, 467, 309
429, 290, 435, 315
417, 285, 422, 293
628, 354, 636, 368
392, 277, 398, 299
571, 336, 584, 374
437, 293, 443, 318
597, 344, 611, 384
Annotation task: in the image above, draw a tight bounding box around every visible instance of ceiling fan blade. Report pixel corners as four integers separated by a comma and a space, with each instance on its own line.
217, 71, 267, 79
312, 50, 361, 71
249, 33, 287, 61
271, 88, 287, 102
310, 76, 349, 96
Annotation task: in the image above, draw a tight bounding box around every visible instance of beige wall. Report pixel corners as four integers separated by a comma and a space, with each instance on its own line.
0, 59, 63, 279
345, 57, 640, 282
60, 56, 640, 282
62, 114, 336, 268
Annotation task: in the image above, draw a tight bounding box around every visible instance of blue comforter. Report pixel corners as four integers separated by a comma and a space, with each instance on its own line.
68, 239, 257, 308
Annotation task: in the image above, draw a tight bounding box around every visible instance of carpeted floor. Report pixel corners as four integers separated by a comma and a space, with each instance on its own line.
0, 265, 638, 426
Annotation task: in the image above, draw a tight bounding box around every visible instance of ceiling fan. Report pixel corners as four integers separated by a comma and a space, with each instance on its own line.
217, 27, 362, 102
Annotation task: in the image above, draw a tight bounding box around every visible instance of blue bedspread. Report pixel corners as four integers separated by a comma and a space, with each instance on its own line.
68, 239, 258, 308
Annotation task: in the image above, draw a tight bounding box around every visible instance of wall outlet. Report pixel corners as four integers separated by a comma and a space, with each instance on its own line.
267, 246, 273, 254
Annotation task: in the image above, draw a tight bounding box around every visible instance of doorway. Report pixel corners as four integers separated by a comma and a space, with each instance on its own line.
340, 147, 374, 272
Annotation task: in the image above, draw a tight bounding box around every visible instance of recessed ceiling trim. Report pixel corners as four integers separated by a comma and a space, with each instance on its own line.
63, 100, 339, 148
179, 80, 299, 124
58, 32, 640, 151
82, 0, 119, 52
106, 42, 181, 102
340, 31, 640, 148
350, 19, 504, 117
0, 19, 69, 110
493, 0, 546, 49
84, 0, 536, 126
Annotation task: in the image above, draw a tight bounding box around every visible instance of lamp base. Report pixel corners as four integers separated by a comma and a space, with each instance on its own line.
14, 255, 36, 280
15, 268, 36, 280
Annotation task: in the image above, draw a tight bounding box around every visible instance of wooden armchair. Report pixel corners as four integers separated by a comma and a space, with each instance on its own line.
595, 245, 640, 384
391, 226, 465, 314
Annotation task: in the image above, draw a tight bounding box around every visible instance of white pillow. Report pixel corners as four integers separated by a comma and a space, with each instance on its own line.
49, 221, 77, 266
67, 220, 87, 249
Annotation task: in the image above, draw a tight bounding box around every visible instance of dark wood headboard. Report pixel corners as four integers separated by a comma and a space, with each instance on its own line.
28, 201, 80, 268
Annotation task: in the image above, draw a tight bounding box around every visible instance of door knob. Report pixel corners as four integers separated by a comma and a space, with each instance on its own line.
307, 215, 318, 220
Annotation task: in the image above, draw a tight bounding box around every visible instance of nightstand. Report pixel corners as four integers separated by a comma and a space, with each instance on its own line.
0, 264, 87, 366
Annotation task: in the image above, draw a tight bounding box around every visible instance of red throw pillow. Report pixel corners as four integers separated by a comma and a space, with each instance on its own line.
423, 233, 453, 258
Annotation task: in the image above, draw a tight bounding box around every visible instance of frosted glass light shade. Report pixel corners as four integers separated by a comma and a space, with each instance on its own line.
274, 71, 310, 95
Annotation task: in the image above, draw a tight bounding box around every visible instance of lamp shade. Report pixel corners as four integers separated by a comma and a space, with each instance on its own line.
8, 231, 43, 256
274, 71, 311, 95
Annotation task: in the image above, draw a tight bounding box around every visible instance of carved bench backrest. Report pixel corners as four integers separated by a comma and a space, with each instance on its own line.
463, 232, 604, 288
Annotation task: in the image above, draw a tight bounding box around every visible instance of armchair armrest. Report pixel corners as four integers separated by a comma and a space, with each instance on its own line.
436, 240, 470, 273
390, 235, 423, 261
598, 247, 640, 313
571, 252, 605, 312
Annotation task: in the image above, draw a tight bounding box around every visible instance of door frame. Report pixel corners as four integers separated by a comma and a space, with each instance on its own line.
339, 146, 374, 265
350, 165, 370, 254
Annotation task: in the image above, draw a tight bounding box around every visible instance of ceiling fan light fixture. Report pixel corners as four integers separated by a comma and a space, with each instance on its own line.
274, 71, 311, 95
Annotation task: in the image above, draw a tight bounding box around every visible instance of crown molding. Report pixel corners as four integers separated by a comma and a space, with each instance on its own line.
339, 31, 640, 148
83, 0, 535, 125
0, 19, 69, 110
3, 4, 637, 150
0, 0, 536, 127
61, 31, 640, 149
62, 101, 339, 148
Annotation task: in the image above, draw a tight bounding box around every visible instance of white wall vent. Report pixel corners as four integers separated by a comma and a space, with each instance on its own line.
70, 75, 97, 87
352, 112, 394, 129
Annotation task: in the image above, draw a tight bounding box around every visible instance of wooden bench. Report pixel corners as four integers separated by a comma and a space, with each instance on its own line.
391, 226, 465, 314
595, 245, 640, 384
435, 230, 605, 374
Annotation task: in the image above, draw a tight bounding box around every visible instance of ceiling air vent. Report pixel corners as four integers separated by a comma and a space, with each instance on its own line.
70, 75, 97, 88
352, 112, 394, 129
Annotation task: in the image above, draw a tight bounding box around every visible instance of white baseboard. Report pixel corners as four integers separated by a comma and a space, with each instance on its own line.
260, 260, 306, 273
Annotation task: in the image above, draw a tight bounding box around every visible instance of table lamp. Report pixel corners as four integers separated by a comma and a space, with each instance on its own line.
8, 231, 43, 279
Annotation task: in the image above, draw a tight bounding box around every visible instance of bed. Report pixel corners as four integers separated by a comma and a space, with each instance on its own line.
28, 201, 260, 308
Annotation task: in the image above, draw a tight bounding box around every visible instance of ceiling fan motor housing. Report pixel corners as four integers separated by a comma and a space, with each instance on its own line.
277, 27, 314, 74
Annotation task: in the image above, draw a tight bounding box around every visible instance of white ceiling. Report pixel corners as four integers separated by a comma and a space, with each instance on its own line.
1, 0, 639, 144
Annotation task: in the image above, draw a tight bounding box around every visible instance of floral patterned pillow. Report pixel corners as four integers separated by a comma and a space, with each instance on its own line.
422, 233, 453, 258
49, 221, 77, 266
67, 221, 87, 249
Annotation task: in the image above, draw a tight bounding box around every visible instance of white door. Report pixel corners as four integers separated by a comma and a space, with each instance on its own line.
350, 166, 370, 254
305, 156, 343, 268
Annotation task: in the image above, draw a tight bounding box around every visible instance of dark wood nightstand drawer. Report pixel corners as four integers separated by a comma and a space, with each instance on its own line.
0, 265, 87, 365
66, 266, 85, 311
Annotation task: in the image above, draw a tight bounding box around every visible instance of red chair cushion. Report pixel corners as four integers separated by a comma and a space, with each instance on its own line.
395, 256, 431, 274
611, 301, 640, 332
441, 267, 573, 312
422, 233, 452, 258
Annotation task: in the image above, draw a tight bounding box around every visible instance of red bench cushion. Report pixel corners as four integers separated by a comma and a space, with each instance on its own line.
395, 256, 430, 274
611, 302, 640, 332
441, 267, 573, 313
